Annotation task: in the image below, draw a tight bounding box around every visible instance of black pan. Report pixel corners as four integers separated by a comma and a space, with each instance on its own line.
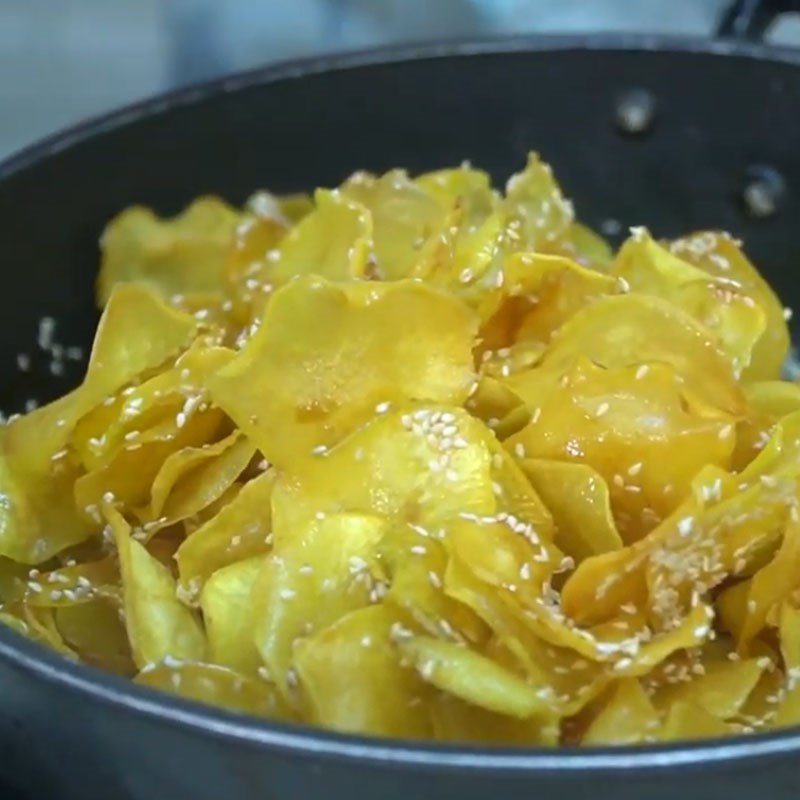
2, 6, 800, 800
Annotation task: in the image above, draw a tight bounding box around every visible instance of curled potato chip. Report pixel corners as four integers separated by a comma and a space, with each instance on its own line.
223, 197, 291, 324
341, 170, 444, 280
270, 405, 496, 535
21, 604, 79, 659
653, 657, 764, 721
503, 152, 574, 248
200, 555, 264, 675
543, 222, 613, 269
109, 507, 205, 668
736, 519, 800, 649
538, 293, 745, 415
266, 189, 372, 284
208, 278, 478, 468
176, 469, 275, 599
99, 197, 240, 304
771, 604, 800, 728
145, 430, 255, 527
507, 358, 735, 543
613, 231, 766, 376
415, 165, 497, 220
175, 470, 275, 597
443, 555, 607, 715
294, 605, 432, 738
0, 285, 199, 563
522, 459, 623, 561
73, 405, 225, 515
479, 252, 617, 353
252, 512, 387, 697
670, 231, 789, 380
24, 557, 119, 608
56, 600, 134, 675
659, 700, 733, 741
135, 660, 291, 719
400, 635, 552, 718
431, 693, 559, 746
563, 411, 800, 633
582, 679, 659, 745
378, 523, 489, 644
413, 206, 505, 298
464, 376, 525, 436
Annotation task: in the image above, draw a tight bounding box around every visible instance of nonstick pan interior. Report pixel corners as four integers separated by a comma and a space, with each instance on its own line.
1, 36, 800, 800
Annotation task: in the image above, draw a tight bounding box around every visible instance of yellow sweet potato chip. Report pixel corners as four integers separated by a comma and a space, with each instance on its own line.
4, 154, 800, 747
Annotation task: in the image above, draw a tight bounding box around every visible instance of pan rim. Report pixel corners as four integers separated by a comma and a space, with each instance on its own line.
2, 31, 800, 181
2, 31, 800, 774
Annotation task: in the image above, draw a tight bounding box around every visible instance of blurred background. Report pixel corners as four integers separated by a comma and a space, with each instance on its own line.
2, 0, 800, 161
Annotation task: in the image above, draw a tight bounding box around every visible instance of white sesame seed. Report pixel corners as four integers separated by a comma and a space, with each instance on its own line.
279, 588, 296, 600
635, 365, 649, 380
389, 622, 413, 642
375, 401, 391, 414
312, 444, 329, 456
38, 317, 55, 350
595, 402, 610, 418
348, 556, 368, 574
718, 424, 733, 439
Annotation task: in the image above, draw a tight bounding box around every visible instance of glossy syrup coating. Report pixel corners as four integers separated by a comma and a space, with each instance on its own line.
0, 154, 796, 746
